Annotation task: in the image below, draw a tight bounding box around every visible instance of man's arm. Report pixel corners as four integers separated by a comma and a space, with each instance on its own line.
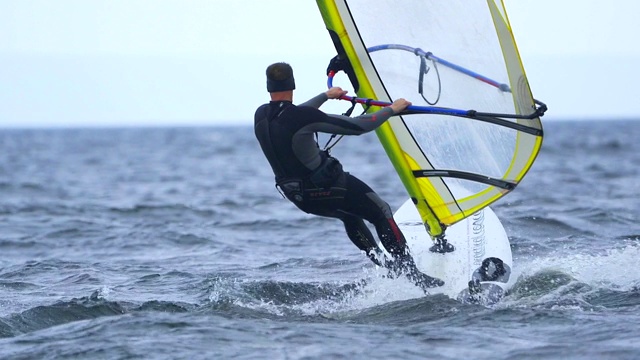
298, 93, 328, 109
326, 107, 396, 133
300, 97, 411, 135
298, 87, 348, 109
295, 106, 393, 136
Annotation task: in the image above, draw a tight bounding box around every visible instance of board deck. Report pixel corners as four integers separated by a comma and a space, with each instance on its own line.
395, 199, 514, 304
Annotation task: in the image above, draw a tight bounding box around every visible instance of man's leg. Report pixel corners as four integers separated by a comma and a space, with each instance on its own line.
297, 194, 384, 267
341, 174, 444, 291
337, 211, 385, 266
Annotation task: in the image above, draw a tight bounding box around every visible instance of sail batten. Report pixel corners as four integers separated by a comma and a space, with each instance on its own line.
316, 0, 544, 238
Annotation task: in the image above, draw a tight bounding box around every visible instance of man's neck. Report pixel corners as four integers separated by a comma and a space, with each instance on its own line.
270, 91, 293, 102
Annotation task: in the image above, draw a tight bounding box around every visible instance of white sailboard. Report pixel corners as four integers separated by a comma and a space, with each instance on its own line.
396, 199, 513, 304
315, 1, 545, 303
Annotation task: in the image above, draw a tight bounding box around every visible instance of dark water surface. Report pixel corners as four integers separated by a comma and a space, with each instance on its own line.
1, 120, 639, 359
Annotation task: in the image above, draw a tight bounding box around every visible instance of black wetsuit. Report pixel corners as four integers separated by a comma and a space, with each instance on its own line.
254, 93, 443, 290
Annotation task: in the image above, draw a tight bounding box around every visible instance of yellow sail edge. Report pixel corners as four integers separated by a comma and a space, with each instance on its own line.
316, 0, 445, 238
490, 0, 544, 184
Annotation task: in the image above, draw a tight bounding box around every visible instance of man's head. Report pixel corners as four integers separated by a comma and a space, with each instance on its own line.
266, 62, 295, 93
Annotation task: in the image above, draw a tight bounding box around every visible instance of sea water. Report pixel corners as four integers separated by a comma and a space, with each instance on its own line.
1, 120, 639, 359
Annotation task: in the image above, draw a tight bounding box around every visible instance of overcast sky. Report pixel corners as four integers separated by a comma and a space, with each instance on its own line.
1, 0, 639, 128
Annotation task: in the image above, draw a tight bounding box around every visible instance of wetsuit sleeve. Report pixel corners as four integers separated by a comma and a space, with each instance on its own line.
296, 106, 396, 136
298, 93, 329, 109
330, 107, 395, 133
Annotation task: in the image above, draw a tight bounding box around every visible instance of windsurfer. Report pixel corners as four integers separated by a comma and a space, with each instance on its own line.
254, 62, 443, 291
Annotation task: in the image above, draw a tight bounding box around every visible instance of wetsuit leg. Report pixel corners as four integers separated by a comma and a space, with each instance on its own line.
340, 174, 406, 256
336, 210, 385, 266
295, 193, 384, 266
340, 174, 444, 290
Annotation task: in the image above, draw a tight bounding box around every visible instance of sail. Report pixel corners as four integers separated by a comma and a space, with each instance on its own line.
316, 0, 544, 238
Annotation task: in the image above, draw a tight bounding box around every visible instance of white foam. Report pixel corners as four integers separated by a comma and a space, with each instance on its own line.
518, 241, 640, 291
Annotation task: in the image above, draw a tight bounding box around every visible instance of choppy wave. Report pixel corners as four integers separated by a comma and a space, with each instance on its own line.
4, 243, 640, 340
